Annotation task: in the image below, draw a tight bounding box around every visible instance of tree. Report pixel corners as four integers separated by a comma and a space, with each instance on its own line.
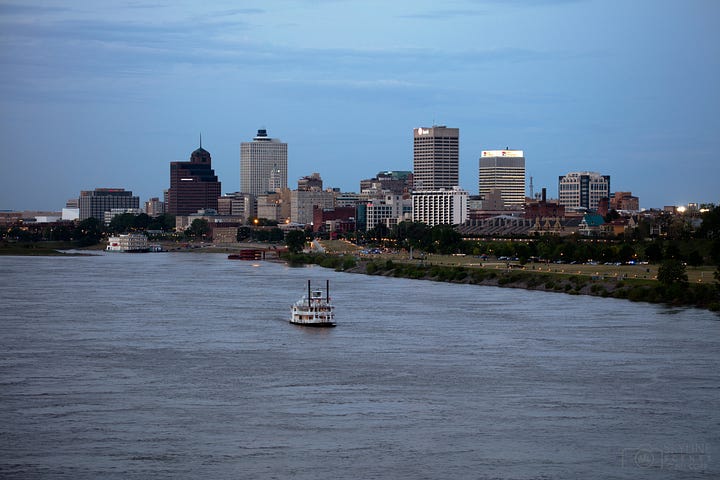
368, 223, 389, 245
147, 213, 176, 232
109, 213, 136, 233
237, 226, 253, 242
617, 243, 636, 263
430, 225, 462, 254
285, 230, 306, 254
604, 209, 620, 222
75, 217, 103, 246
644, 241, 664, 263
186, 219, 210, 239
132, 213, 151, 230
696, 205, 720, 239
394, 221, 432, 251
657, 259, 688, 286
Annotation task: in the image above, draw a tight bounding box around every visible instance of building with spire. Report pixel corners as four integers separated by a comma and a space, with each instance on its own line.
167, 140, 222, 215
240, 129, 288, 196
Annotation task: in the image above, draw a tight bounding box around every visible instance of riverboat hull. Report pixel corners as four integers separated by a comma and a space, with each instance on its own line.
290, 280, 336, 328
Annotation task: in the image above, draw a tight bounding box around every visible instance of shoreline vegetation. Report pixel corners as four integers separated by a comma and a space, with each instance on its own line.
281, 251, 720, 313
3, 239, 719, 312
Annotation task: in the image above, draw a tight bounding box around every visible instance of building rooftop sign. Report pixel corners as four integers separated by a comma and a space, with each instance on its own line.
481, 150, 524, 157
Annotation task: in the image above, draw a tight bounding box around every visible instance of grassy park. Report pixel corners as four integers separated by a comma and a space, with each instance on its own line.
316, 239, 715, 285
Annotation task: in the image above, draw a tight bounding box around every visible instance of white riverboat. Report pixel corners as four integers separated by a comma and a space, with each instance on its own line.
290, 280, 336, 327
106, 233, 150, 252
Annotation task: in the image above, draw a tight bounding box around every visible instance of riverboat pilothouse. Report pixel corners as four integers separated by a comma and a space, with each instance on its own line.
290, 280, 336, 327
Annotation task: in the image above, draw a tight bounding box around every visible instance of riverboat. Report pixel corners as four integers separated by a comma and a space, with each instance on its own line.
290, 280, 336, 327
106, 233, 151, 252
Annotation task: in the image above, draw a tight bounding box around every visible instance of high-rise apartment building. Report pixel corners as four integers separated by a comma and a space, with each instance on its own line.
558, 171, 610, 211
79, 188, 139, 221
478, 150, 526, 208
240, 129, 288, 196
413, 126, 459, 191
412, 187, 469, 227
167, 144, 222, 215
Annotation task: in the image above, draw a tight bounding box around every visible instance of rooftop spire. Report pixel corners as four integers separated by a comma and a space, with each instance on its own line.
199, 132, 202, 149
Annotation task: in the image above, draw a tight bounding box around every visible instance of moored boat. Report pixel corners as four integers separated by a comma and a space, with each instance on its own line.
106, 233, 151, 252
290, 280, 336, 327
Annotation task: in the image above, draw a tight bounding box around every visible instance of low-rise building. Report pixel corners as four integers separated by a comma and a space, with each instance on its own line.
366, 194, 412, 231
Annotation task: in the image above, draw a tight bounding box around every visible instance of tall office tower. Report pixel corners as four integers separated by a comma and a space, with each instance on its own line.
558, 171, 611, 211
240, 129, 288, 196
167, 143, 222, 215
478, 150, 526, 208
413, 126, 459, 191
78, 188, 140, 221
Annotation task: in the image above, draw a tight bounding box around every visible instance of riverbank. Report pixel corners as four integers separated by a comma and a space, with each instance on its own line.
0, 241, 93, 256
281, 252, 720, 312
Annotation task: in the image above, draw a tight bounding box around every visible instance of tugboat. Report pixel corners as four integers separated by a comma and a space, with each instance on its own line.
290, 280, 336, 327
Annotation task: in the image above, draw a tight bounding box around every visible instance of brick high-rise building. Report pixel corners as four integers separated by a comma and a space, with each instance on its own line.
167, 143, 222, 215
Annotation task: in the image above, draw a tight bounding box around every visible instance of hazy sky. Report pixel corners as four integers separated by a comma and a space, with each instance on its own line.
1, 0, 718, 211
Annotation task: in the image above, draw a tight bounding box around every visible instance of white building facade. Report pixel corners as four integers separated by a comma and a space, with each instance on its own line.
365, 194, 412, 230
106, 233, 149, 252
558, 171, 611, 211
240, 129, 288, 196
412, 187, 469, 227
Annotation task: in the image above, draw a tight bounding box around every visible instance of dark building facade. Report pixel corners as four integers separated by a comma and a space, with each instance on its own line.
524, 188, 566, 220
360, 171, 413, 195
78, 188, 139, 221
312, 206, 357, 233
168, 145, 222, 215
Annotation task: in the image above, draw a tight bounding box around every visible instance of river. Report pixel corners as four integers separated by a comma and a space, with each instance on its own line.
1, 252, 718, 479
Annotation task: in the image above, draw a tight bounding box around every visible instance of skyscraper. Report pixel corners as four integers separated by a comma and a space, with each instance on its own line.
167, 143, 222, 215
240, 129, 288, 196
558, 171, 611, 211
478, 150, 526, 208
413, 126, 459, 191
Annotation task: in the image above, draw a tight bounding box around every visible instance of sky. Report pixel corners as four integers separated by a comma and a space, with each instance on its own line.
1, 0, 718, 211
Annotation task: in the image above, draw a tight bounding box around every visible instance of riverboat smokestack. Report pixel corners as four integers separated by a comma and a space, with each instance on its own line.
308, 280, 311, 308
326, 280, 330, 303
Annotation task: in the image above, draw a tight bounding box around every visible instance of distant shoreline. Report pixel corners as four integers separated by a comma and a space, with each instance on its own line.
281, 253, 720, 313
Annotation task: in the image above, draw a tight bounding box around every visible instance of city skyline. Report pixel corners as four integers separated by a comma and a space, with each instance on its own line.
1, 0, 719, 211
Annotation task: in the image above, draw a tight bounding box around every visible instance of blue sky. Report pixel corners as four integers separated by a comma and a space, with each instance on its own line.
1, 0, 718, 211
